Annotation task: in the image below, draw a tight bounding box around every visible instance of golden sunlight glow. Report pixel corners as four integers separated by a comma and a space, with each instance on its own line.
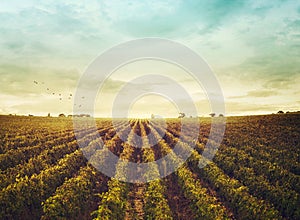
128, 94, 179, 118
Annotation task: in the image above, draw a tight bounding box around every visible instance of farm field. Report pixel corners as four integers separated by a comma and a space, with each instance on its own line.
0, 114, 299, 220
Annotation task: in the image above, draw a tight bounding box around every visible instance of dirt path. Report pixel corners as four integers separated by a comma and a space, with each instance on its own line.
164, 174, 196, 220
125, 183, 146, 220
125, 120, 146, 220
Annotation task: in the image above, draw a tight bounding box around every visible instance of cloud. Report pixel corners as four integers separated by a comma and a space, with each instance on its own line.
228, 89, 278, 99
100, 0, 246, 37
263, 77, 295, 89
247, 90, 278, 97
0, 64, 79, 96
0, 2, 124, 69
1, 0, 300, 116
226, 101, 280, 115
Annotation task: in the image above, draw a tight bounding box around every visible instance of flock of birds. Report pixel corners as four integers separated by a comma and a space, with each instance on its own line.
33, 80, 84, 108
33, 80, 196, 117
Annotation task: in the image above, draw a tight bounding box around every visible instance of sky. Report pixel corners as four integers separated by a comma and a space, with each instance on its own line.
0, 0, 300, 117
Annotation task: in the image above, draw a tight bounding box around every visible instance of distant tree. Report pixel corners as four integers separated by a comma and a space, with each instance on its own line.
277, 111, 284, 114
178, 112, 186, 118
58, 113, 66, 117
47, 113, 51, 117
219, 113, 224, 117
209, 113, 216, 117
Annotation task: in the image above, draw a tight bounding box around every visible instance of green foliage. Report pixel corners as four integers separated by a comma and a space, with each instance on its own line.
0, 115, 299, 219
93, 179, 128, 220
42, 166, 102, 220
0, 150, 85, 219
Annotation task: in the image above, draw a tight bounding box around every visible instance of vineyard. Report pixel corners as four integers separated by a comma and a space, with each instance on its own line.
0, 114, 299, 220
